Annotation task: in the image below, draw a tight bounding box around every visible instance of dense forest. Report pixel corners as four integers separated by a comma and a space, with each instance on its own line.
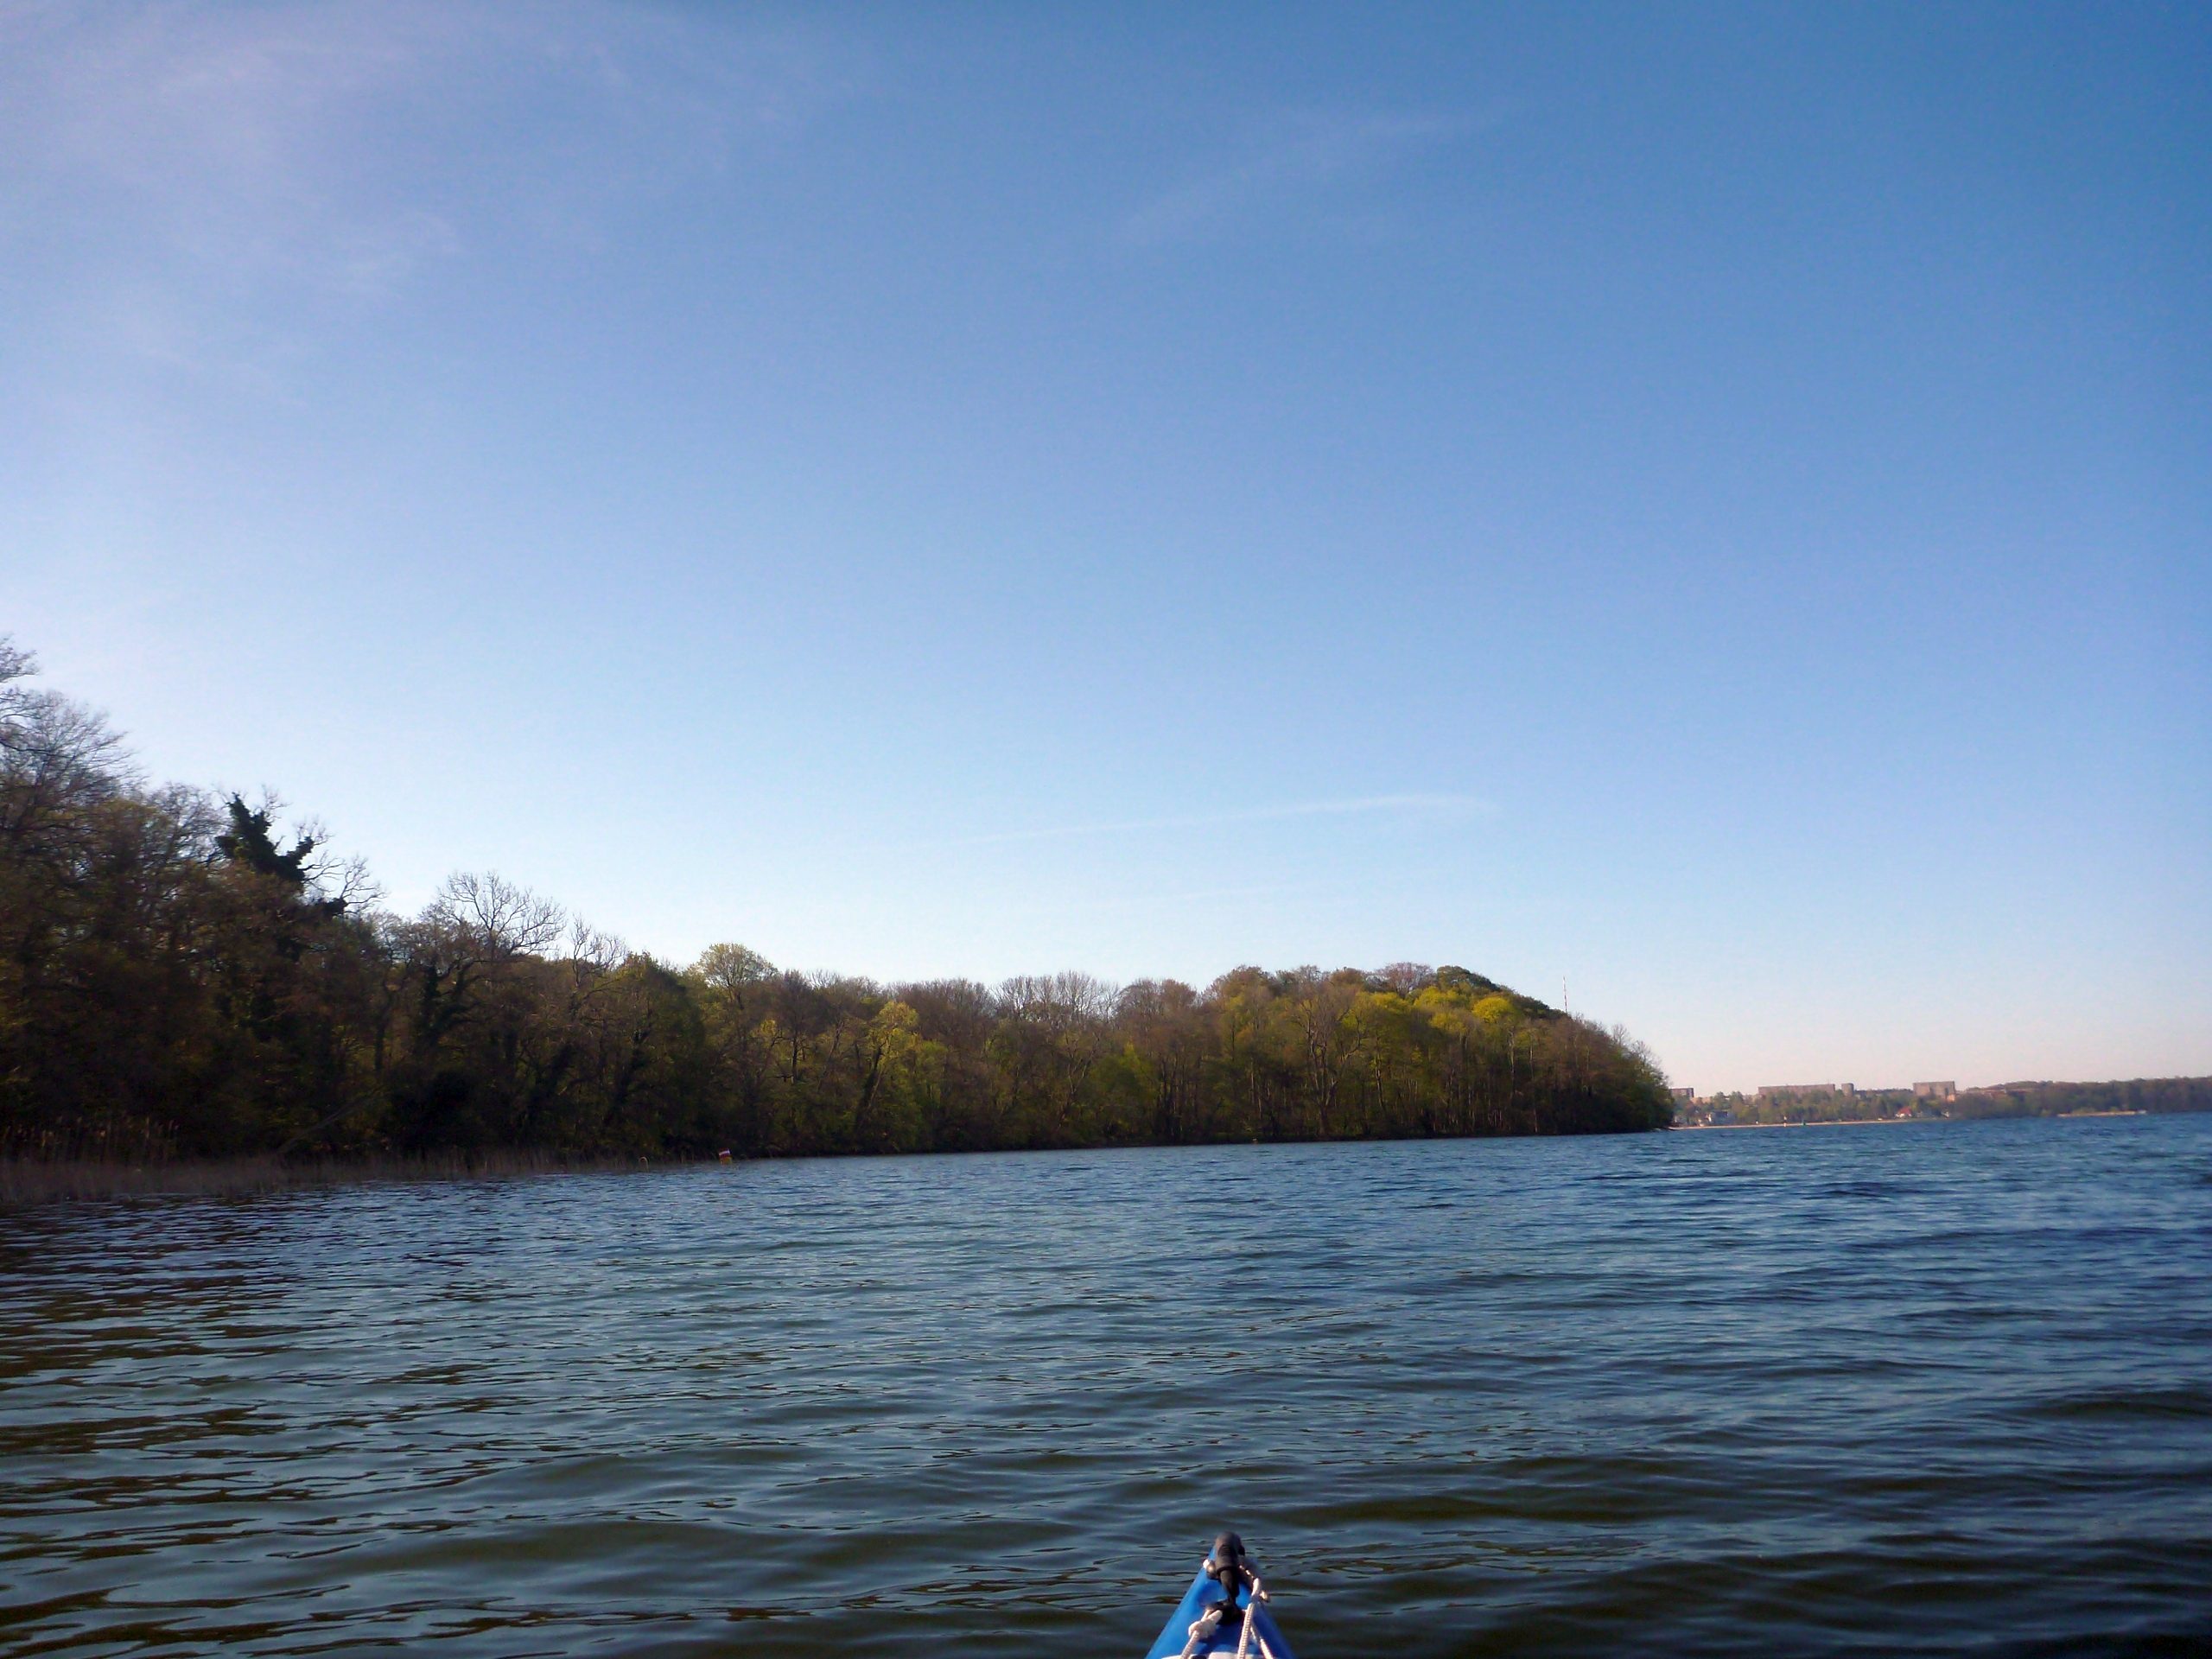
0, 638, 1673, 1165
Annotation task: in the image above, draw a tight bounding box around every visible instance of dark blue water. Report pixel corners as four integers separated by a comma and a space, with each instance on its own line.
4, 1115, 2211, 1656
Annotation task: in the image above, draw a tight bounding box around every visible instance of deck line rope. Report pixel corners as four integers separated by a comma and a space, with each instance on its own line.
1232, 1577, 1266, 1659
1179, 1570, 1268, 1659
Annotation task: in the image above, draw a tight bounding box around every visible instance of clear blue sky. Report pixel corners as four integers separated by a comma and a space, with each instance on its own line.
3, 3, 2206, 1093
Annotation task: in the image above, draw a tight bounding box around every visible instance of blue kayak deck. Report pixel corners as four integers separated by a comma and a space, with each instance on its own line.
1143, 1567, 1296, 1659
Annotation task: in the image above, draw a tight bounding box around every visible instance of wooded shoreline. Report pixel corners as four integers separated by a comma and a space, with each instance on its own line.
3, 638, 1674, 1174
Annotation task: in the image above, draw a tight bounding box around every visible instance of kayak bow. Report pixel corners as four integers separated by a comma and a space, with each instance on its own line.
1143, 1534, 1296, 1659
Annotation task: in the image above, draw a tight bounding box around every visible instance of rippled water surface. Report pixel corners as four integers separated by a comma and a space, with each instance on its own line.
5, 1116, 2212, 1656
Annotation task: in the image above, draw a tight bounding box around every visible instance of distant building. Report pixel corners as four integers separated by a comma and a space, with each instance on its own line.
1670, 1087, 1695, 1105
1913, 1080, 1957, 1099
1758, 1084, 1839, 1100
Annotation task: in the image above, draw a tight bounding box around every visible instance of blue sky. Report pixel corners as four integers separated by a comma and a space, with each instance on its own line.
3, 3, 2206, 1092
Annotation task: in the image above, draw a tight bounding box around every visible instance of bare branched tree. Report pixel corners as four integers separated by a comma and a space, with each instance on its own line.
428, 872, 564, 960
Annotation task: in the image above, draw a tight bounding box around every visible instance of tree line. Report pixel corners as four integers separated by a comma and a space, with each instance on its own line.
1952, 1077, 2212, 1118
1, 639, 1673, 1164
1686, 1077, 2212, 1128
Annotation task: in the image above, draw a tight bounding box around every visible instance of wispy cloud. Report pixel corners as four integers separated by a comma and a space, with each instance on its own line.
0, 3, 855, 374
1120, 108, 1479, 246
940, 792, 1491, 848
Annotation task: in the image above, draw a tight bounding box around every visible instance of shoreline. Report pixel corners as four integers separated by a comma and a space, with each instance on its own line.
6, 1109, 2174, 1205
0, 1128, 1659, 1209
0, 1149, 645, 1210
1677, 1116, 1934, 1131
1680, 1108, 2152, 1131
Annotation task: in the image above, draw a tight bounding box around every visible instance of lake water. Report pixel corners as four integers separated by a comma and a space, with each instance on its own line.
4, 1115, 2210, 1656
